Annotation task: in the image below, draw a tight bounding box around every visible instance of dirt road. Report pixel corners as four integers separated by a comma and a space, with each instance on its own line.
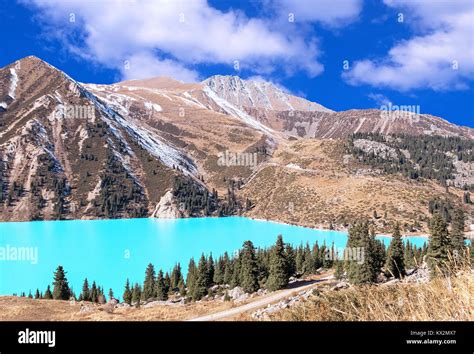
188, 276, 333, 321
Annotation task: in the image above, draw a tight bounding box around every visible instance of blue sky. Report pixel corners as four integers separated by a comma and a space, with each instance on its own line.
0, 0, 473, 127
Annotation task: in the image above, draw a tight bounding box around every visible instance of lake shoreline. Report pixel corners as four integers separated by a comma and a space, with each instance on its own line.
0, 214, 433, 238
246, 216, 430, 239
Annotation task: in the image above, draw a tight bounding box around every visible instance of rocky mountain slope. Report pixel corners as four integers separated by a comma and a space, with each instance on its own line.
276, 109, 474, 139
0, 56, 472, 230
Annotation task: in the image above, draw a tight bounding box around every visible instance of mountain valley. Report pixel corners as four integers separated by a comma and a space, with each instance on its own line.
0, 56, 473, 233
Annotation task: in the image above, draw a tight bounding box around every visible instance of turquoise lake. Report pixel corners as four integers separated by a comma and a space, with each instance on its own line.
0, 217, 427, 297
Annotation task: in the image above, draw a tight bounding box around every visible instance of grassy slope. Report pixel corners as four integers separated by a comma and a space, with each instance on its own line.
239, 139, 472, 233
270, 271, 473, 321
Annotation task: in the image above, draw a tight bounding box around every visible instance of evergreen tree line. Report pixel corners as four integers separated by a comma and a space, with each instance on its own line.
94, 151, 148, 218
20, 153, 70, 220
172, 177, 219, 216
349, 132, 474, 188
122, 235, 360, 304
428, 197, 454, 223
426, 209, 470, 277
218, 180, 243, 216
344, 207, 470, 283
19, 266, 109, 303
173, 177, 246, 217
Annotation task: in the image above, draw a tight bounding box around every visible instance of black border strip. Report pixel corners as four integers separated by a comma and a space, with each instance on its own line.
0, 321, 472, 353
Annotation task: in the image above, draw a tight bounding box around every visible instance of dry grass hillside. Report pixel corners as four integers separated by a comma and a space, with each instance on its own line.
239, 139, 472, 232
270, 270, 473, 321
0, 296, 236, 321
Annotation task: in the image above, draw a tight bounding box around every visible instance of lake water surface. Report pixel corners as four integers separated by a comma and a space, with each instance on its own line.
0, 217, 427, 297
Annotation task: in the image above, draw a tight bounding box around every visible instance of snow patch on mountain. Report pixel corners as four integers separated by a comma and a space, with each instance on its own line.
8, 64, 19, 100
144, 101, 162, 112
285, 163, 303, 171
83, 85, 199, 177
181, 91, 207, 109
203, 86, 277, 138
117, 118, 198, 176
203, 75, 332, 113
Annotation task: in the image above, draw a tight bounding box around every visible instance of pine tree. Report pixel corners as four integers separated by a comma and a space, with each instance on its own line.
80, 278, 91, 302
186, 258, 197, 296
370, 228, 386, 275
427, 213, 452, 277
346, 222, 378, 284
256, 248, 270, 284
28, 290, 33, 299
451, 208, 465, 259
108, 288, 114, 301
404, 241, 415, 269
223, 252, 233, 285
193, 254, 209, 301
302, 243, 313, 275
312, 242, 322, 270
90, 281, 98, 303
285, 244, 297, 277
213, 256, 225, 285
385, 223, 405, 278
170, 263, 182, 290
164, 272, 171, 295
132, 283, 141, 306
155, 270, 168, 301
266, 235, 289, 291
239, 240, 259, 293
178, 278, 186, 297
321, 242, 334, 269
207, 254, 215, 286
123, 279, 132, 305
52, 265, 71, 300
44, 285, 53, 300
34, 289, 40, 299
230, 254, 241, 288
295, 245, 304, 275
421, 241, 428, 263
142, 263, 156, 300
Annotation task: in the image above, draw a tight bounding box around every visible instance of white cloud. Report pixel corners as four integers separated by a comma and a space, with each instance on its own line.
367, 93, 392, 107
23, 0, 351, 81
343, 0, 474, 91
121, 52, 199, 82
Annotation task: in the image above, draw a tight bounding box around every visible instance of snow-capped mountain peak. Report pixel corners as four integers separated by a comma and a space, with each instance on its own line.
202, 75, 333, 113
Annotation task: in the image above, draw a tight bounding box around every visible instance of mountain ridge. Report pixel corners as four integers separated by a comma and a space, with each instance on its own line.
0, 55, 472, 230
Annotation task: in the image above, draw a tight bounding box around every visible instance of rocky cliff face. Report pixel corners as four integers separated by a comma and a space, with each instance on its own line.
151, 190, 182, 219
